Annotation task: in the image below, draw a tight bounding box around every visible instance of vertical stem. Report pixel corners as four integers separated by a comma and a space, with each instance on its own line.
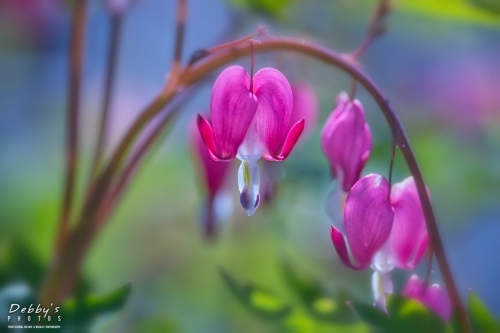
249, 40, 255, 94
387, 140, 396, 194
165, 0, 187, 93
56, 0, 88, 252
349, 79, 358, 100
88, 13, 123, 182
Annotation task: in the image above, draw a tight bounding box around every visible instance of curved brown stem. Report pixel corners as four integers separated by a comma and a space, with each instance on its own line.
42, 38, 470, 331
88, 13, 123, 183
56, 0, 88, 253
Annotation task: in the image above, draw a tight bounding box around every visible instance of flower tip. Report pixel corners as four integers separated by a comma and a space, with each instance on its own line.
240, 190, 260, 216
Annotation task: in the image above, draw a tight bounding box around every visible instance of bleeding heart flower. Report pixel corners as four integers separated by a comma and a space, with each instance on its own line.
330, 175, 429, 311
330, 173, 394, 270
197, 65, 305, 215
403, 275, 451, 322
321, 92, 372, 192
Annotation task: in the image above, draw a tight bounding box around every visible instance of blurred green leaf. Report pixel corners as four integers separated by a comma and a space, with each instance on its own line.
219, 268, 292, 321
60, 282, 131, 328
349, 300, 391, 332
397, 0, 500, 25
467, 291, 499, 333
351, 294, 452, 332
227, 0, 293, 18
386, 294, 453, 333
280, 260, 355, 323
468, 0, 500, 13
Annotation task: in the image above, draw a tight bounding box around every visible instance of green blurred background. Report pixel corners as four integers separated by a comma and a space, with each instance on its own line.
0, 0, 499, 331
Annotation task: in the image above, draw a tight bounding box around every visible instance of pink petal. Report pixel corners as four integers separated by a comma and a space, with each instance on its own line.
330, 226, 365, 270
197, 114, 228, 161
210, 66, 258, 160
190, 116, 231, 197
389, 177, 428, 269
321, 92, 350, 160
252, 67, 294, 158
263, 118, 305, 161
321, 94, 372, 192
343, 174, 394, 267
403, 275, 451, 322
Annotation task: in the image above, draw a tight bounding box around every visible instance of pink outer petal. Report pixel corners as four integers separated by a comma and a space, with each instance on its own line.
263, 118, 305, 161
344, 174, 394, 267
190, 116, 231, 197
197, 114, 229, 161
389, 177, 428, 269
403, 275, 451, 322
210, 65, 258, 160
330, 226, 367, 270
321, 94, 372, 192
252, 67, 294, 157
321, 92, 350, 161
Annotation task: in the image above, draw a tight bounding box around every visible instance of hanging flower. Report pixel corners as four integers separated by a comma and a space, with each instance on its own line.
197, 65, 305, 215
330, 175, 429, 310
403, 275, 451, 322
330, 174, 394, 270
321, 92, 372, 193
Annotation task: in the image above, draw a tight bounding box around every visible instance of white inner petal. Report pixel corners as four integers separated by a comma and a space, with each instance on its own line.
237, 160, 261, 216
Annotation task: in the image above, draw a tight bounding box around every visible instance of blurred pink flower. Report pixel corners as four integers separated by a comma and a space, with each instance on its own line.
290, 81, 319, 137
321, 92, 372, 192
403, 275, 451, 322
197, 65, 304, 215
0, 0, 65, 48
189, 116, 231, 238
261, 81, 319, 205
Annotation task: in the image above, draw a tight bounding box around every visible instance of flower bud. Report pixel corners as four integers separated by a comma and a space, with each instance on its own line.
321, 92, 372, 192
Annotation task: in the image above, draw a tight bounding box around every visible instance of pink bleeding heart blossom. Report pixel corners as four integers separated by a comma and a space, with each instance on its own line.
330, 175, 429, 310
330, 173, 394, 270
190, 117, 232, 238
403, 275, 451, 322
321, 92, 372, 193
197, 65, 305, 216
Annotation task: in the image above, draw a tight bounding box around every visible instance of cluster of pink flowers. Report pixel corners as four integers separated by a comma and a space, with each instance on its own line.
191, 62, 450, 320
321, 92, 450, 320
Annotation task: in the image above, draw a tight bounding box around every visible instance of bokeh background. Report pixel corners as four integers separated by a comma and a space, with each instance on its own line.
0, 0, 499, 331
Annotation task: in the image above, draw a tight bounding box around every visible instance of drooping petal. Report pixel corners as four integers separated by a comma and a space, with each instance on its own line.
389, 177, 428, 270
343, 174, 394, 268
330, 226, 364, 270
403, 275, 451, 322
210, 65, 258, 160
251, 67, 294, 158
262, 118, 304, 161
197, 114, 227, 161
321, 93, 372, 192
190, 116, 231, 195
